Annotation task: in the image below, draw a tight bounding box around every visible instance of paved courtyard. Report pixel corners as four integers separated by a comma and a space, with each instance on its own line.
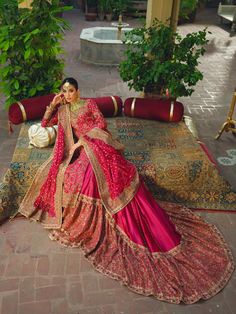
0, 7, 236, 314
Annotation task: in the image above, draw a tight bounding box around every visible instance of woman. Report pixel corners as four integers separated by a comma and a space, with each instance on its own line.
19, 77, 234, 304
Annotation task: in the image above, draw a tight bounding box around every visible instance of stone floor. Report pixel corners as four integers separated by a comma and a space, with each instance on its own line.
0, 7, 236, 314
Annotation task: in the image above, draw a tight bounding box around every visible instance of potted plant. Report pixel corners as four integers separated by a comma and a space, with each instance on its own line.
179, 0, 207, 24
119, 19, 209, 99
98, 0, 106, 20
179, 0, 198, 24
112, 0, 131, 20
85, 0, 97, 21
105, 0, 113, 21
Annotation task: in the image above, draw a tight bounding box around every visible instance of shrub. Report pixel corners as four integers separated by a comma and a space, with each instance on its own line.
119, 19, 210, 98
0, 0, 71, 108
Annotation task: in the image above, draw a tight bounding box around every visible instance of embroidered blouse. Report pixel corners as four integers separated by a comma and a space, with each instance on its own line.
41, 99, 107, 138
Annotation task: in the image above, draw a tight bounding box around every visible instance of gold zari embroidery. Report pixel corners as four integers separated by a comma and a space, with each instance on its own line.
17, 101, 27, 122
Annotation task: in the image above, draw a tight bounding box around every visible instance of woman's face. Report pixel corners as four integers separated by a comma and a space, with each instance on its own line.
61, 82, 79, 103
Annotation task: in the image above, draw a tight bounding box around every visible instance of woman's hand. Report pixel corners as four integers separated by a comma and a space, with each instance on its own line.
51, 93, 65, 109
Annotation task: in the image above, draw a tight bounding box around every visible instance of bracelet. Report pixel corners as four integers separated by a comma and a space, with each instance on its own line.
45, 106, 53, 112
49, 102, 55, 110
44, 105, 54, 120
45, 102, 54, 111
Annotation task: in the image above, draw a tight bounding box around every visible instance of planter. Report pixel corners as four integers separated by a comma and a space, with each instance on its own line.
105, 13, 113, 21
143, 85, 164, 99
143, 93, 175, 101
85, 12, 97, 21
143, 92, 163, 99
98, 12, 105, 21
84, 1, 97, 20
178, 8, 197, 25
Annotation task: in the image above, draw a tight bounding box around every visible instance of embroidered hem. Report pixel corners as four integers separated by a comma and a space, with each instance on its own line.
48, 195, 234, 304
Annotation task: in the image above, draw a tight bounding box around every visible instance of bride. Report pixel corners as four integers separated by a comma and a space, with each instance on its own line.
19, 77, 234, 304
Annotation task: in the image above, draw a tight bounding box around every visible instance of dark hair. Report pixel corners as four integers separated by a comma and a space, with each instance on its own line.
61, 77, 78, 90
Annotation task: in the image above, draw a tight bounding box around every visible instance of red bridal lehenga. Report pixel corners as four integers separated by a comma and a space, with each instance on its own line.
19, 99, 234, 304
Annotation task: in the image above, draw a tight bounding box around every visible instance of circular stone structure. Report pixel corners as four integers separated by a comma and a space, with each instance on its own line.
80, 27, 133, 66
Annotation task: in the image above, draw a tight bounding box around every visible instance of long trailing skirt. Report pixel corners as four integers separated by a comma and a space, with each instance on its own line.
49, 148, 234, 304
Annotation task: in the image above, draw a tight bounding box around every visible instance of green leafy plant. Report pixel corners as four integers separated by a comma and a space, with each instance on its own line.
0, 0, 71, 109
179, 0, 198, 19
179, 0, 206, 22
98, 0, 106, 13
119, 19, 210, 98
112, 0, 131, 16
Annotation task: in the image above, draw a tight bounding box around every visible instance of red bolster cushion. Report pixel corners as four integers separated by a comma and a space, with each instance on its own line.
124, 97, 184, 122
8, 95, 123, 125
83, 96, 123, 117
8, 94, 55, 125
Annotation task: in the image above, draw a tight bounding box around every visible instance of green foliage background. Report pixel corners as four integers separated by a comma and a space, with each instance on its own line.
0, 0, 71, 109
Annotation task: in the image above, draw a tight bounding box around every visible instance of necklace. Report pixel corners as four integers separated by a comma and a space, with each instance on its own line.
70, 99, 86, 112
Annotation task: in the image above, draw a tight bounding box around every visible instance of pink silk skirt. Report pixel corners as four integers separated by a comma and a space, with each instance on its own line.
49, 149, 234, 304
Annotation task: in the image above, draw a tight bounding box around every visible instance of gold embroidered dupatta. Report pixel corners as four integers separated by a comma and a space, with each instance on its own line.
19, 102, 139, 228
19, 104, 74, 228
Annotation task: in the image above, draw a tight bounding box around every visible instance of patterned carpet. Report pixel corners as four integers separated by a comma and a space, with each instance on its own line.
217, 149, 236, 166
0, 117, 236, 223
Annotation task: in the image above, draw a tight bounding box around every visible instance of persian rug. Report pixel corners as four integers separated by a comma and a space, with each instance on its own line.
1, 117, 236, 223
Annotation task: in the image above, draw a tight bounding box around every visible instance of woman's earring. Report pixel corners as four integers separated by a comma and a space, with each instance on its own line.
77, 90, 80, 100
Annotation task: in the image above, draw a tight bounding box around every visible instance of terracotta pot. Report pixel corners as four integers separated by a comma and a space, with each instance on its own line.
178, 9, 197, 25
143, 85, 175, 100
143, 92, 163, 99
88, 6, 97, 14
98, 12, 105, 21
105, 13, 112, 21
85, 12, 97, 21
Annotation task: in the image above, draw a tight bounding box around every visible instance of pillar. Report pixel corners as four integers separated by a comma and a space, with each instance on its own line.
146, 0, 180, 30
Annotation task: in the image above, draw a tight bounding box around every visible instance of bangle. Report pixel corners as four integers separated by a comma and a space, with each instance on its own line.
46, 102, 55, 111
49, 102, 55, 110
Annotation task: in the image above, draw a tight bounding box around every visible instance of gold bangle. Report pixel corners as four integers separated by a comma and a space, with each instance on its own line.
46, 103, 54, 111
45, 106, 52, 112
49, 102, 55, 110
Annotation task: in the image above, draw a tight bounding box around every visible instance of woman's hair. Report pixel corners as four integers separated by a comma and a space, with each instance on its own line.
61, 77, 78, 90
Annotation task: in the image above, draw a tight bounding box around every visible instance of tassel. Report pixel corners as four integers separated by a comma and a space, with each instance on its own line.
8, 120, 13, 134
